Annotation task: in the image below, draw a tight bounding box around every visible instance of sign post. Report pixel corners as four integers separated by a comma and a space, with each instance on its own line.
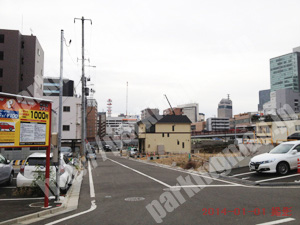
0, 92, 52, 208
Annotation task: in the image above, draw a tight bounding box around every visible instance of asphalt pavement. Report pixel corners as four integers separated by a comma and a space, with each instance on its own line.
28, 152, 300, 225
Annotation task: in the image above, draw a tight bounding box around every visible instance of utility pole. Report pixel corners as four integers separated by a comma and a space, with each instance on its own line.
56, 29, 64, 201
126, 82, 128, 117
74, 16, 92, 157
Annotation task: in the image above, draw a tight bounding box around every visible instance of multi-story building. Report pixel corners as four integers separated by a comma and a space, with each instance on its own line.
141, 108, 159, 120
177, 103, 199, 123
98, 112, 106, 138
206, 117, 230, 131
258, 89, 270, 111
44, 96, 81, 140
138, 115, 192, 154
198, 113, 205, 122
86, 99, 98, 142
270, 51, 300, 92
218, 97, 232, 118
191, 121, 206, 132
43, 78, 74, 96
0, 29, 44, 97
106, 115, 138, 136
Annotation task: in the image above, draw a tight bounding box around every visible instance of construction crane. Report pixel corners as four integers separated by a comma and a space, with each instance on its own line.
164, 94, 175, 115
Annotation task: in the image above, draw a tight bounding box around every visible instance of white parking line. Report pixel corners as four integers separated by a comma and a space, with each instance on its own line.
231, 171, 256, 177
172, 185, 240, 188
107, 158, 171, 188
256, 217, 295, 225
256, 173, 300, 183
45, 200, 97, 225
0, 197, 44, 201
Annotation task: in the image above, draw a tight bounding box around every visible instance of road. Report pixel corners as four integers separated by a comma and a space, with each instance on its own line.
35, 152, 300, 225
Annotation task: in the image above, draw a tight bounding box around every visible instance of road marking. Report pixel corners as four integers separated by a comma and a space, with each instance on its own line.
256, 173, 300, 183
231, 171, 256, 177
45, 200, 97, 225
88, 160, 95, 198
0, 197, 44, 201
242, 177, 250, 180
127, 157, 240, 186
256, 217, 295, 225
171, 185, 240, 188
107, 158, 171, 188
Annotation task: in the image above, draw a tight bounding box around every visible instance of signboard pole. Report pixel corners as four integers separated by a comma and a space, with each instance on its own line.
44, 102, 52, 208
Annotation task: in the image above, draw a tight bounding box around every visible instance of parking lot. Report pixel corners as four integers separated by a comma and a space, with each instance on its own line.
225, 166, 300, 185
0, 169, 59, 223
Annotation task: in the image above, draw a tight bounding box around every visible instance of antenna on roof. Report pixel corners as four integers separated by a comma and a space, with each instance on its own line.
164, 94, 175, 115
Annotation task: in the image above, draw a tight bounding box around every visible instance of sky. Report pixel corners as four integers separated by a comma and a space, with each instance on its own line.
2, 0, 300, 118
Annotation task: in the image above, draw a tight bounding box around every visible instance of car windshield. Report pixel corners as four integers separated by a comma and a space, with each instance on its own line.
61, 147, 71, 152
269, 144, 294, 154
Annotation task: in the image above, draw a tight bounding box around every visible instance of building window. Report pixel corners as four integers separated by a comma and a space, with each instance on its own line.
296, 125, 300, 131
0, 34, 4, 43
167, 133, 170, 137
0, 68, 2, 77
21, 41, 24, 48
63, 125, 70, 131
162, 133, 164, 137
177, 140, 180, 145
63, 106, 70, 112
0, 86, 2, 92
182, 142, 185, 148
20, 74, 23, 81
0, 51, 3, 60
21, 57, 24, 64
172, 125, 175, 131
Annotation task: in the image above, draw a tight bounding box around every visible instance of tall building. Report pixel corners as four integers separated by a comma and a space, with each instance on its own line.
0, 29, 44, 97
217, 97, 232, 118
98, 112, 106, 138
141, 108, 159, 120
86, 99, 98, 142
43, 78, 74, 96
106, 115, 138, 136
270, 51, 300, 92
177, 103, 199, 123
258, 89, 270, 111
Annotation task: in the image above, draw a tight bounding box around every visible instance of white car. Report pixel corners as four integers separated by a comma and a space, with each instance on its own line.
17, 153, 74, 193
249, 141, 300, 175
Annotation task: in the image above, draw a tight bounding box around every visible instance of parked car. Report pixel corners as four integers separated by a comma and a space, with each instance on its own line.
0, 122, 14, 131
0, 154, 14, 185
103, 145, 112, 152
287, 132, 300, 141
86, 152, 97, 160
17, 153, 74, 192
249, 141, 300, 175
61, 146, 73, 158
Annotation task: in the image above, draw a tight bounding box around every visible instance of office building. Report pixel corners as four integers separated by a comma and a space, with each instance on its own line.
141, 108, 159, 120
0, 29, 44, 97
87, 99, 98, 142
206, 117, 230, 131
43, 78, 74, 96
106, 115, 138, 136
258, 89, 270, 111
98, 112, 106, 138
218, 97, 232, 118
177, 103, 199, 123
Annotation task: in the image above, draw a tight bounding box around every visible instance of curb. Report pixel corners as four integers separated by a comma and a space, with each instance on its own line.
0, 169, 83, 225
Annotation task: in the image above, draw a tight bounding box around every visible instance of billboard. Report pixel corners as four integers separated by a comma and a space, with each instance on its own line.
0, 94, 51, 147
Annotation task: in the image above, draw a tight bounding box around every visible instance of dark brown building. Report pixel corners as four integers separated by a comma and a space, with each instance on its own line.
0, 29, 44, 97
98, 112, 106, 138
86, 99, 98, 142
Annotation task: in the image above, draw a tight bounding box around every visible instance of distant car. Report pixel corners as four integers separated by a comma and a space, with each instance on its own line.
61, 147, 73, 158
249, 141, 300, 175
0, 154, 14, 185
103, 145, 112, 152
17, 153, 74, 192
0, 122, 14, 131
86, 152, 97, 160
287, 133, 300, 141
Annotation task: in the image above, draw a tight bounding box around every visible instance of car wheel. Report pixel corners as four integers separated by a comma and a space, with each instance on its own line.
7, 172, 13, 185
60, 182, 68, 194
276, 162, 289, 175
